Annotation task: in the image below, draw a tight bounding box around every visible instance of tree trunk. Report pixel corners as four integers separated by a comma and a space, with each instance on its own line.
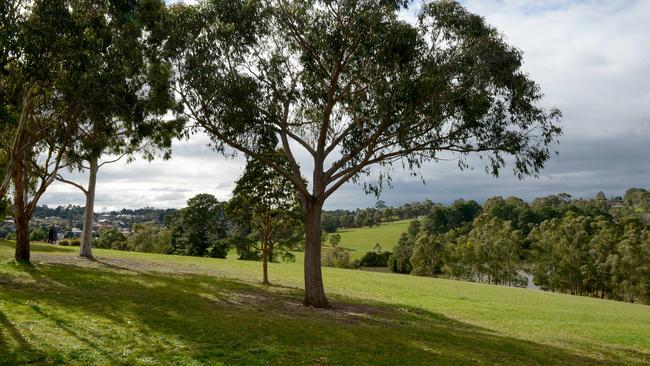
79, 158, 98, 258
13, 161, 29, 262
262, 240, 269, 285
303, 199, 329, 308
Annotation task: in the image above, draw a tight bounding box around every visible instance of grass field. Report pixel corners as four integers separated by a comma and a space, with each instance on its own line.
325, 220, 410, 260
1, 239, 650, 365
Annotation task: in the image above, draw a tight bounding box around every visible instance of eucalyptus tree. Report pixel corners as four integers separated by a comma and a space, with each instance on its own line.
0, 0, 91, 261
464, 216, 526, 286
529, 214, 592, 294
168, 0, 562, 307
53, 0, 182, 259
227, 151, 302, 284
0, 0, 27, 198
1, 0, 178, 262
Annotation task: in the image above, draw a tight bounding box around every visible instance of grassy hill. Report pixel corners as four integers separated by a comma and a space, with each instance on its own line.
1, 239, 649, 365
335, 220, 410, 258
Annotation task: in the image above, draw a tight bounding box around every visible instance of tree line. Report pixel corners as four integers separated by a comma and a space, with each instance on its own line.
388, 189, 650, 304
1, 0, 561, 307
321, 200, 437, 232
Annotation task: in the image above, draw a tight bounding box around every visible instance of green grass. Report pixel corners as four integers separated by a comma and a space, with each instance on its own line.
335, 220, 410, 258
1, 239, 649, 365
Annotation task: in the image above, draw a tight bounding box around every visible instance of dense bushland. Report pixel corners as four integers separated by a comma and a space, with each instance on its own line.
390, 189, 650, 304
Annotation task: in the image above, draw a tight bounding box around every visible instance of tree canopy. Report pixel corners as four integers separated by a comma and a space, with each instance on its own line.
166, 0, 562, 307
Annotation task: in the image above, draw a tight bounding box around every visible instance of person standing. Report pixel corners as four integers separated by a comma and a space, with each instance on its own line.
47, 225, 57, 244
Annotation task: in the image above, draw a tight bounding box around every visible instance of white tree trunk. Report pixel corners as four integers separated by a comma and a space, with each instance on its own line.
79, 158, 98, 258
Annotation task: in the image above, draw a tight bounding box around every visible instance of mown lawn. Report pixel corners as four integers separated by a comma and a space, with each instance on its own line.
1, 240, 649, 365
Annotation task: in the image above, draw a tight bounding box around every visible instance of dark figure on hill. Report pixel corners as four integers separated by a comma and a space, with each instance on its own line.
47, 226, 57, 244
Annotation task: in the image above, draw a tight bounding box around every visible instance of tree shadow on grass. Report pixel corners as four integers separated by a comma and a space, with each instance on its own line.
1, 262, 647, 365
0, 308, 59, 365
0, 240, 76, 254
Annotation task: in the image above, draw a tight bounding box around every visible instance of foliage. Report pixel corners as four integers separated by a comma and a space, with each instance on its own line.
46, 0, 183, 258
227, 153, 303, 267
320, 200, 436, 233
327, 233, 341, 247
483, 196, 538, 234
624, 188, 650, 211
458, 216, 527, 286
390, 189, 650, 297
93, 228, 127, 249
127, 223, 172, 254
170, 194, 228, 258
613, 222, 650, 303
359, 244, 391, 267
166, 0, 562, 306
322, 246, 351, 269
410, 233, 447, 277
230, 235, 260, 261
388, 232, 414, 274
321, 212, 341, 233
29, 227, 47, 242
421, 200, 482, 235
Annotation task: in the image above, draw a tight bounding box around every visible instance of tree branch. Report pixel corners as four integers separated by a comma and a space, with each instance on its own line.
54, 174, 88, 195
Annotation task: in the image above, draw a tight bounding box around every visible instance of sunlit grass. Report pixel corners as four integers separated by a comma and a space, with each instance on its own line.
1, 239, 649, 365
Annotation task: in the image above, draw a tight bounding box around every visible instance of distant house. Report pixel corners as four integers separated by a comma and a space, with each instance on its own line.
0, 218, 16, 238
97, 219, 113, 229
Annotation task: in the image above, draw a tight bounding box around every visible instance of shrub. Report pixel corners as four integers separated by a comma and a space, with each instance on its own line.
232, 237, 261, 260
94, 228, 126, 249
359, 250, 392, 267
111, 241, 130, 251
322, 246, 350, 268
127, 224, 173, 254
30, 227, 48, 242
281, 252, 296, 263
349, 259, 361, 269
70, 239, 81, 246
206, 239, 229, 258
59, 239, 70, 246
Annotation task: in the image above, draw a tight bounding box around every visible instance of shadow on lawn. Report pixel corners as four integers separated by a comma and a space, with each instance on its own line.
0, 240, 75, 254
1, 261, 646, 365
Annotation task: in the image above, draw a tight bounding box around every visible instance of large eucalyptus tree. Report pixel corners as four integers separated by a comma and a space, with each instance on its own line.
167, 0, 562, 307
54, 0, 182, 259
1, 0, 88, 261
1, 0, 179, 262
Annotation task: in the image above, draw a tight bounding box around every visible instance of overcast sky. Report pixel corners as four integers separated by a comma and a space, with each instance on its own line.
39, 0, 650, 211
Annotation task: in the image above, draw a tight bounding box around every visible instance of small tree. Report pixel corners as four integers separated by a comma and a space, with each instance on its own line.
168, 0, 562, 307
328, 233, 341, 247
227, 152, 302, 284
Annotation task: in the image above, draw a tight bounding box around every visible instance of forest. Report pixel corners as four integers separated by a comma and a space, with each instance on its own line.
387, 188, 650, 303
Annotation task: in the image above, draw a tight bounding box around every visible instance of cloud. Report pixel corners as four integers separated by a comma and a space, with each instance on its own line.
39, 0, 650, 211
